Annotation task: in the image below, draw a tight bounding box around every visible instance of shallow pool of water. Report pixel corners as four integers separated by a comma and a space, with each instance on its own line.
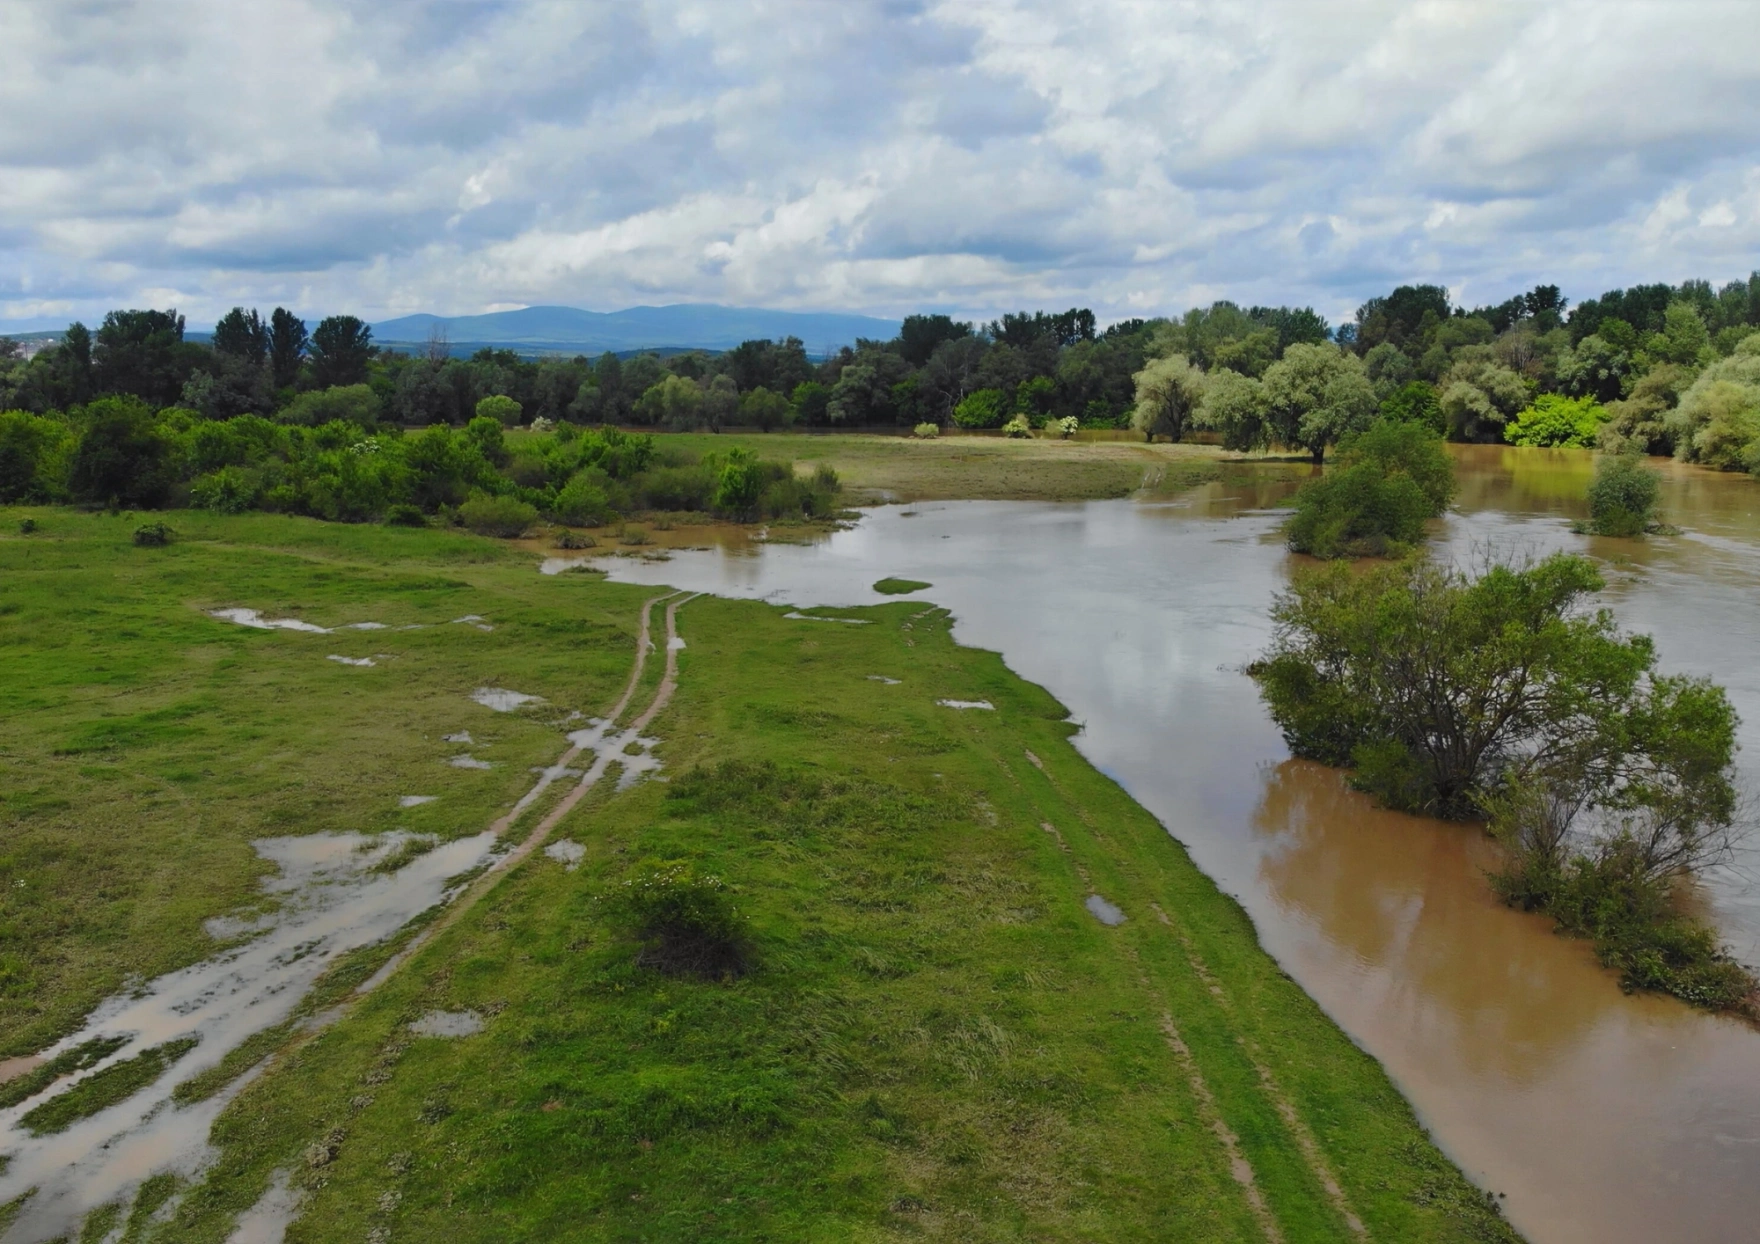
586, 445, 1760, 1244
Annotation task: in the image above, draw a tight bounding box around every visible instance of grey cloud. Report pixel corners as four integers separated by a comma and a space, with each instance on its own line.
2, 0, 1759, 331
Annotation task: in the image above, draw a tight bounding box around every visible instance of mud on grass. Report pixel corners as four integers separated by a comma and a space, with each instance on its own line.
160, 592, 1518, 1242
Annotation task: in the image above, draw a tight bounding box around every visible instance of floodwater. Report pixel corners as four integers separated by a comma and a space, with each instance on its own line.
586, 445, 1760, 1244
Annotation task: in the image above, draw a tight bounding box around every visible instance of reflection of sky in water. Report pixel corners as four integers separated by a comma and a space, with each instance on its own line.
593, 454, 1760, 1244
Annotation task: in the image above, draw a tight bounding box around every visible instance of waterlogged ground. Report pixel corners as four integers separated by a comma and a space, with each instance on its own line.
585, 446, 1760, 1244
0, 504, 1514, 1243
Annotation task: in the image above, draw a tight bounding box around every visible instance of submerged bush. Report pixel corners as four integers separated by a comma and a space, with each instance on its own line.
1002, 414, 1031, 438
612, 862, 750, 979
1285, 419, 1454, 558
912, 422, 940, 439
1584, 453, 1661, 536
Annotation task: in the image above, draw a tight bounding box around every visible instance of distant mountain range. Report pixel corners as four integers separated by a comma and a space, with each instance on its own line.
369, 304, 902, 357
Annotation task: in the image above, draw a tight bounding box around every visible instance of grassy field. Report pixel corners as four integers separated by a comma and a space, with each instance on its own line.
512, 428, 1236, 503
0, 502, 1516, 1241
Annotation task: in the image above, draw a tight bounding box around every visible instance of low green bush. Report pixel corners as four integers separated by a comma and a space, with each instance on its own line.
1505, 393, 1606, 447
1284, 420, 1453, 558
1585, 453, 1661, 536
457, 493, 536, 538
611, 862, 750, 979
132, 521, 174, 546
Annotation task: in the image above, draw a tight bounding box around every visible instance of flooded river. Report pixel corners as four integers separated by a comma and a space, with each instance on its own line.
585, 445, 1760, 1244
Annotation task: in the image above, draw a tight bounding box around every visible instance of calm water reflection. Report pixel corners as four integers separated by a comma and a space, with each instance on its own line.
584, 446, 1760, 1244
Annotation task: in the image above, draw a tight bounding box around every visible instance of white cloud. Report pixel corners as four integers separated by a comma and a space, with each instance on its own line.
1, 0, 1758, 331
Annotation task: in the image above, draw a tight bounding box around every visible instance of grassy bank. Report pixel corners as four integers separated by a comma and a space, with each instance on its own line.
1, 506, 1514, 1241
513, 429, 1233, 503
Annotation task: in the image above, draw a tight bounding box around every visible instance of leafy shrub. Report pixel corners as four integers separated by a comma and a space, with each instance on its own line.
612, 862, 750, 978
1585, 453, 1661, 536
71, 397, 174, 508
912, 422, 940, 439
19, 518, 37, 534
132, 521, 174, 546
1002, 414, 1031, 438
711, 447, 765, 517
952, 388, 1008, 429
189, 466, 259, 513
1378, 381, 1444, 434
458, 493, 536, 537
0, 410, 73, 502
553, 471, 614, 527
1505, 393, 1606, 447
475, 394, 523, 426
278, 384, 381, 429
1052, 415, 1079, 438
1284, 419, 1454, 558
384, 503, 427, 527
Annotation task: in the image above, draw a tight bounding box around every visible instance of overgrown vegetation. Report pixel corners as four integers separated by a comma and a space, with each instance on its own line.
1254, 552, 1751, 1011
872, 576, 930, 594
1285, 419, 1455, 557
1583, 453, 1663, 536
609, 861, 751, 979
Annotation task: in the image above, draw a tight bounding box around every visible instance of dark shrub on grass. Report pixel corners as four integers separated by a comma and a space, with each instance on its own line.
613, 862, 750, 979
384, 502, 427, 527
132, 521, 174, 546
1585, 453, 1661, 537
1285, 419, 1454, 558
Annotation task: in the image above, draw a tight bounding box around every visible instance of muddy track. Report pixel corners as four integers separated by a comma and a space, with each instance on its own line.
0, 590, 699, 1243
358, 590, 698, 996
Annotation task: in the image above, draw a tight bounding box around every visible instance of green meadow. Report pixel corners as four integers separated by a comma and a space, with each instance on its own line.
0, 506, 1515, 1241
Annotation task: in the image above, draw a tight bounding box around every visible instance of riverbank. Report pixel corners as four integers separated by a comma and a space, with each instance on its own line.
0, 505, 1514, 1241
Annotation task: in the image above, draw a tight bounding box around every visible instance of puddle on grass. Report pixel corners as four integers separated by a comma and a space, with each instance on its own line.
783, 611, 870, 624
409, 1011, 484, 1039
399, 795, 437, 808
544, 840, 586, 871
0, 830, 500, 1241
1085, 895, 1128, 926
442, 732, 473, 744
0, 1056, 43, 1085
224, 1168, 301, 1244
209, 608, 330, 633
667, 636, 687, 650
471, 688, 542, 712
448, 755, 492, 770
867, 675, 901, 685
938, 699, 994, 711
326, 655, 375, 667
451, 615, 494, 632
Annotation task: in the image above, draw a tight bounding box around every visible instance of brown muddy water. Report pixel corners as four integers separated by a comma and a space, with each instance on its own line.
586, 444, 1760, 1244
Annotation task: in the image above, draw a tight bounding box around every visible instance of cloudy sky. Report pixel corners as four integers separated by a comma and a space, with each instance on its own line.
3, 0, 1759, 331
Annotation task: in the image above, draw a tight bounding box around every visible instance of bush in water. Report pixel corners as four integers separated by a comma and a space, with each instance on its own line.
1255, 549, 1749, 1010
1585, 453, 1662, 536
1285, 419, 1454, 558
912, 422, 940, 439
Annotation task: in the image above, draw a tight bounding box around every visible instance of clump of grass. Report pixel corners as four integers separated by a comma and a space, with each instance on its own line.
0, 1034, 129, 1109
173, 1022, 296, 1105
611, 862, 750, 979
554, 530, 596, 550
20, 1036, 199, 1135
18, 517, 38, 534
873, 577, 931, 595
131, 521, 174, 547
618, 525, 651, 546
370, 834, 438, 875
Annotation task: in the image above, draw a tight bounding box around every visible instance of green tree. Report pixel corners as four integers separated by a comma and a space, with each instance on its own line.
475, 394, 523, 426
0, 410, 72, 502
739, 386, 792, 431
268, 309, 307, 390
1439, 357, 1529, 442
94, 309, 199, 405
1130, 353, 1206, 442
69, 396, 174, 507
279, 385, 382, 428
1260, 342, 1378, 463
212, 307, 268, 362
634, 375, 704, 430
1505, 394, 1607, 447
1284, 420, 1455, 558
790, 380, 830, 426
897, 315, 973, 367
308, 316, 375, 388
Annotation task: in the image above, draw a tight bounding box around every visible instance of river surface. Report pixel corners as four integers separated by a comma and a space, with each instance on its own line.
579, 445, 1760, 1244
